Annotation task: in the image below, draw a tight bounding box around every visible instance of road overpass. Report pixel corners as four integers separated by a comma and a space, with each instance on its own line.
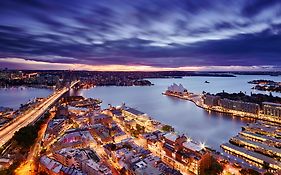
0, 80, 79, 147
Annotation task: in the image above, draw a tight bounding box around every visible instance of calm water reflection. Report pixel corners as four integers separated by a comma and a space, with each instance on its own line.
0, 75, 279, 150
0, 87, 53, 109
78, 75, 280, 150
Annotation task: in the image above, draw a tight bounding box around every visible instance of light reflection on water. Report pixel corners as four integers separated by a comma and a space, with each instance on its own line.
0, 87, 53, 109
76, 75, 280, 150
0, 75, 279, 150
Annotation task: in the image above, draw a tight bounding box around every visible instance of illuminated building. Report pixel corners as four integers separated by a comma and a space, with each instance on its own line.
166, 83, 187, 95
242, 122, 281, 137
147, 132, 211, 175
222, 121, 281, 173
53, 129, 96, 150
90, 113, 112, 126
230, 136, 281, 159
122, 107, 157, 132
0, 158, 13, 170
203, 95, 220, 106
219, 98, 260, 114
239, 131, 281, 148
40, 155, 85, 175
221, 143, 281, 172
263, 102, 281, 118
53, 148, 111, 174
131, 160, 163, 175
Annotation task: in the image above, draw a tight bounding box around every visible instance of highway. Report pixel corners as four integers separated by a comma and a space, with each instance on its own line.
0, 81, 79, 147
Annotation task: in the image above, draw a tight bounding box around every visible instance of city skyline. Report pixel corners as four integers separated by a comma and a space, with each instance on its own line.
0, 0, 281, 71
1, 1, 281, 173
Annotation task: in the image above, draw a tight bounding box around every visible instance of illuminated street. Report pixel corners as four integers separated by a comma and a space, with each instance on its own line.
0, 1, 280, 173
0, 81, 79, 147
15, 111, 55, 175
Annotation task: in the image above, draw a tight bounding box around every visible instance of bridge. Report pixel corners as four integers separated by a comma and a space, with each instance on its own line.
0, 80, 80, 147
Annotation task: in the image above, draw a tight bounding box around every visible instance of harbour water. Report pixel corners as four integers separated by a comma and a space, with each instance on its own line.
0, 75, 280, 150
77, 75, 281, 150
0, 87, 53, 110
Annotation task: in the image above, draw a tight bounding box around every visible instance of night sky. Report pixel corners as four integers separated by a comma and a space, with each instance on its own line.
0, 0, 280, 71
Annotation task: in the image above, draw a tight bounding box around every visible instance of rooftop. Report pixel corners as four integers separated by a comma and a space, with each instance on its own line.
167, 83, 186, 93
124, 107, 145, 116
94, 114, 112, 120
240, 131, 281, 144
40, 156, 62, 174
58, 130, 95, 145
244, 122, 280, 133
61, 166, 85, 175
262, 102, 281, 107
56, 148, 100, 163
48, 118, 65, 128
183, 141, 203, 152
233, 136, 281, 155
163, 133, 178, 142
222, 143, 281, 167
133, 160, 163, 175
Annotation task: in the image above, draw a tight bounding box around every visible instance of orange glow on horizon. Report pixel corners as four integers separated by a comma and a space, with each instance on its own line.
0, 57, 273, 71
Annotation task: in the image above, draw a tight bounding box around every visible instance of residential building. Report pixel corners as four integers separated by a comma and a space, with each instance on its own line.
90, 114, 112, 126
203, 95, 220, 107
53, 148, 111, 175
219, 98, 260, 114
263, 102, 281, 118
131, 160, 163, 175
40, 155, 85, 175
53, 129, 96, 150
122, 107, 157, 132
160, 133, 211, 175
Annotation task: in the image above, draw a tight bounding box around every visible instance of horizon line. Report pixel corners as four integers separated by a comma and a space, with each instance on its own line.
0, 58, 280, 72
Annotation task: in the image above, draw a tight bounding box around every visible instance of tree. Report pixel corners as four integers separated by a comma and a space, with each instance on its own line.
161, 125, 174, 132
13, 125, 38, 148
39, 172, 49, 175
239, 168, 260, 175
204, 157, 223, 175
247, 169, 260, 175
135, 124, 145, 133
239, 168, 248, 175
107, 143, 116, 151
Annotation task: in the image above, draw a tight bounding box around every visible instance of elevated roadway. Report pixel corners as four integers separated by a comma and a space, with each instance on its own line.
0, 81, 79, 147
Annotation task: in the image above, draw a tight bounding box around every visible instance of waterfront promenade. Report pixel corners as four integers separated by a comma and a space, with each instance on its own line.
162, 91, 280, 124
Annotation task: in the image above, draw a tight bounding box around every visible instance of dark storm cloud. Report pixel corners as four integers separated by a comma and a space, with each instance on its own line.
0, 0, 280, 69
241, 0, 281, 17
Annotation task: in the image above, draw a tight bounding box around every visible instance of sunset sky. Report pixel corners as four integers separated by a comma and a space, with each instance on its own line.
0, 0, 280, 71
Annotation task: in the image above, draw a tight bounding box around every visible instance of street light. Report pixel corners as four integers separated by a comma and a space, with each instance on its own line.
199, 142, 206, 149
